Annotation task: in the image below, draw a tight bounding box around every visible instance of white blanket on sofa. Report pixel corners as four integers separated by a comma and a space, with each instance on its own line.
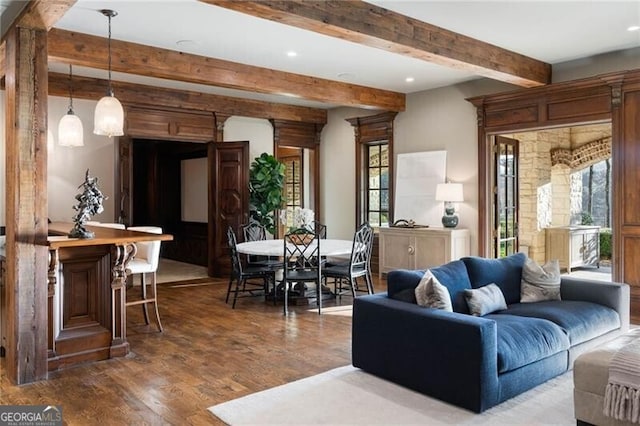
604, 337, 640, 423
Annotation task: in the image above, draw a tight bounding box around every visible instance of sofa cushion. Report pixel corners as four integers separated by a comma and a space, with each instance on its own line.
430, 260, 472, 313
387, 261, 472, 313
521, 258, 561, 303
462, 253, 527, 305
485, 313, 570, 374
465, 283, 507, 316
415, 270, 453, 311
501, 300, 620, 345
387, 269, 423, 303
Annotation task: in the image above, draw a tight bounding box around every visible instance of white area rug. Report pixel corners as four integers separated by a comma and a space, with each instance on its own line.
209, 365, 574, 425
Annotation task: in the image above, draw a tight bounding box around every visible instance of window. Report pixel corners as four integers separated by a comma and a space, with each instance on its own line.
347, 112, 397, 227
366, 144, 389, 227
281, 155, 302, 229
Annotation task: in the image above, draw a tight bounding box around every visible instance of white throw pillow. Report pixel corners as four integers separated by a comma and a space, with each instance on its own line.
520, 258, 561, 303
464, 283, 507, 316
415, 270, 453, 312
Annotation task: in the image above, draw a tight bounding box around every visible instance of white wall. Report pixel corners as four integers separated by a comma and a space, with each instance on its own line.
47, 96, 117, 222
553, 47, 640, 82
320, 81, 515, 246
320, 107, 370, 239
223, 116, 273, 162
181, 157, 208, 222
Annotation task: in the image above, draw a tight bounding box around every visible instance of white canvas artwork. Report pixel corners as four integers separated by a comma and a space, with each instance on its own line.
394, 151, 447, 227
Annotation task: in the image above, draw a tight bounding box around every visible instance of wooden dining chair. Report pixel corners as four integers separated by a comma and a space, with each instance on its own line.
282, 228, 322, 315
226, 226, 275, 308
322, 223, 374, 298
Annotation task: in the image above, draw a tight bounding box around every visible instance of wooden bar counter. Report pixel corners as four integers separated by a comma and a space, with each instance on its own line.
45, 222, 173, 371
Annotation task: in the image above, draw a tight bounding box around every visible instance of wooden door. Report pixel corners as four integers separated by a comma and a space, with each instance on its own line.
208, 142, 250, 277
116, 138, 133, 226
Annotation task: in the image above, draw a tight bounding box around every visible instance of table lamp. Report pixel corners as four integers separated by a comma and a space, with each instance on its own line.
435, 183, 464, 228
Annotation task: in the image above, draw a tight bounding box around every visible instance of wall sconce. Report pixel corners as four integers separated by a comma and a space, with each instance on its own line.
58, 64, 84, 147
93, 9, 124, 137
435, 182, 464, 228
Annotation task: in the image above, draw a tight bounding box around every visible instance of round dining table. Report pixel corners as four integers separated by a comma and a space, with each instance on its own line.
235, 238, 355, 258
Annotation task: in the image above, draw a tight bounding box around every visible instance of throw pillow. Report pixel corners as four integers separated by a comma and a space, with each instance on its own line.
415, 270, 453, 312
520, 258, 561, 303
464, 283, 507, 316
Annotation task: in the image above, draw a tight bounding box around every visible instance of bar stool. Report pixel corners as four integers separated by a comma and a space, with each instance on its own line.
126, 226, 163, 331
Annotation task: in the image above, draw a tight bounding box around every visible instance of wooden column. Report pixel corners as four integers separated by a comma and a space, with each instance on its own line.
4, 26, 49, 384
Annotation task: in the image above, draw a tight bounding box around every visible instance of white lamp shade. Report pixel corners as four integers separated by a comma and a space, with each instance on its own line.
435, 183, 464, 202
93, 95, 124, 137
58, 113, 84, 147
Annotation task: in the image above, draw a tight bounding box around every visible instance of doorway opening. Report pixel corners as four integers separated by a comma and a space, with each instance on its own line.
490, 122, 612, 280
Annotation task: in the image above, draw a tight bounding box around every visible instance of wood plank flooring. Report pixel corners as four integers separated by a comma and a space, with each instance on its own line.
0, 275, 385, 425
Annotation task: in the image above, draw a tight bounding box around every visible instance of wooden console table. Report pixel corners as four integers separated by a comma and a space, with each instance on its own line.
378, 226, 471, 280
45, 222, 172, 370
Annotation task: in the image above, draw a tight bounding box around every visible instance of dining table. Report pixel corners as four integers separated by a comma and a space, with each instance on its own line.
235, 238, 355, 258
235, 238, 357, 305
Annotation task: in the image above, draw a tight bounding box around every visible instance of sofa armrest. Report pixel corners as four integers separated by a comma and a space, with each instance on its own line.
560, 277, 630, 332
352, 293, 499, 412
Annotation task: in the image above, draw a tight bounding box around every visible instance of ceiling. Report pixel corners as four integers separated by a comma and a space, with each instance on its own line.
3, 0, 640, 109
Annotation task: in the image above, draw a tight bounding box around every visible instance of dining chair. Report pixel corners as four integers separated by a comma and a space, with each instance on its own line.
311, 221, 327, 239
282, 228, 322, 315
226, 226, 275, 308
240, 222, 284, 270
125, 226, 164, 332
322, 223, 374, 299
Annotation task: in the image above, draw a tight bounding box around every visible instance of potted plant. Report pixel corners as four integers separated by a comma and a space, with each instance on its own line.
249, 153, 286, 234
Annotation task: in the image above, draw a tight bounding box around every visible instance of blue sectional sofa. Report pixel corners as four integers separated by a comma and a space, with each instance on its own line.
352, 253, 630, 413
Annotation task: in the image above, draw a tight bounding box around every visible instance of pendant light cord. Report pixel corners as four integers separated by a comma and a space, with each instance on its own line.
107, 13, 113, 96
68, 64, 74, 113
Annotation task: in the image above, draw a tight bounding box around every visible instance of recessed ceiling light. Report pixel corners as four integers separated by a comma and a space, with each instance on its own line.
176, 39, 197, 47
405, 77, 415, 83
287, 51, 297, 57
337, 72, 356, 80
628, 25, 640, 32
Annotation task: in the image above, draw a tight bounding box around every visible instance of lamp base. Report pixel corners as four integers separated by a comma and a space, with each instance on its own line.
441, 214, 459, 228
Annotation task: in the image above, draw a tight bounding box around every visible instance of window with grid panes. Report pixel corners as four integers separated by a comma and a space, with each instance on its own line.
282, 156, 302, 229
366, 143, 390, 227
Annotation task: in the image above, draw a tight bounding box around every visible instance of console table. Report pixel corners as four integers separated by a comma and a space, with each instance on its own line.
378, 226, 470, 279
545, 225, 600, 273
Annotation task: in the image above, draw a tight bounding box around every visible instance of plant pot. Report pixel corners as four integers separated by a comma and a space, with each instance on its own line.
289, 234, 314, 245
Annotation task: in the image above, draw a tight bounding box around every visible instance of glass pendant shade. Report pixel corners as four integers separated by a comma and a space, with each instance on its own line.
58, 110, 84, 147
93, 94, 124, 137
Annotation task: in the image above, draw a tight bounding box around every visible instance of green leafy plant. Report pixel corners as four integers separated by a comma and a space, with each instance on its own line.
600, 228, 612, 259
249, 153, 286, 234
581, 212, 594, 225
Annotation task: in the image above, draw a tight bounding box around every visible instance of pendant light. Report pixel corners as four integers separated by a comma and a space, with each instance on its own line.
94, 9, 124, 137
58, 64, 84, 147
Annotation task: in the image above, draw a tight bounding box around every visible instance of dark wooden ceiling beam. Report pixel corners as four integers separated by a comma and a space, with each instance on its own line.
203, 0, 551, 88
47, 72, 327, 124
47, 28, 405, 112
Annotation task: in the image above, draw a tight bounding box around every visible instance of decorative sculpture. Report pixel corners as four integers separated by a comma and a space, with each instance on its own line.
69, 169, 107, 239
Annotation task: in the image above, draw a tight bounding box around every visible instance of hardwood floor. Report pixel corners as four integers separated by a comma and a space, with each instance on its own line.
0, 274, 385, 425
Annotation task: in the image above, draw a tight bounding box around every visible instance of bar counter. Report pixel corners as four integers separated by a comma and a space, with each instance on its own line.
45, 223, 173, 370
